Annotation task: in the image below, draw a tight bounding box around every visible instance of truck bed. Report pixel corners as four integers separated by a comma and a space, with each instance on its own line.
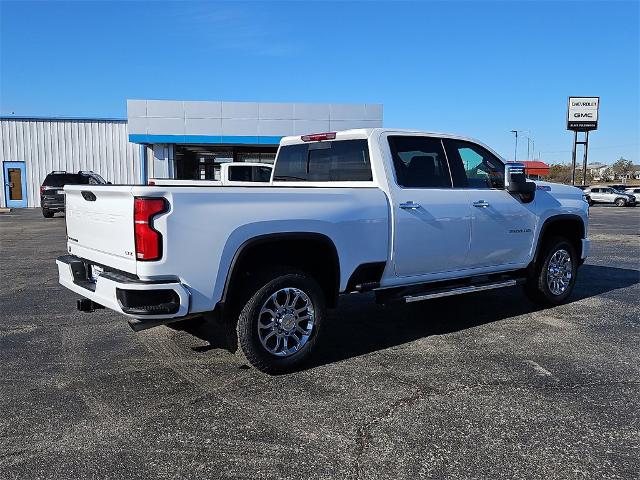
63, 184, 390, 313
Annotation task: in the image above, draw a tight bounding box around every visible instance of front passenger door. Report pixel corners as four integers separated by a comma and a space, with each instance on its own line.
443, 139, 538, 268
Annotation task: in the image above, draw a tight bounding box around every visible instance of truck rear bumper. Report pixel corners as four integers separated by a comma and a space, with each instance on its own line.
57, 255, 190, 321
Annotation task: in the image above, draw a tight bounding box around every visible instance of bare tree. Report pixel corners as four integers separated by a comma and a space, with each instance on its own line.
611, 157, 634, 181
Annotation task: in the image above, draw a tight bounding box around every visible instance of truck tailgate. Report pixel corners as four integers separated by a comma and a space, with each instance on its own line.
65, 185, 137, 274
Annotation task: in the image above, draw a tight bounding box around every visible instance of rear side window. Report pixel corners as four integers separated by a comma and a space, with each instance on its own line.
43, 173, 81, 187
274, 140, 372, 182
87, 174, 106, 185
255, 166, 273, 182
387, 136, 451, 188
228, 165, 253, 182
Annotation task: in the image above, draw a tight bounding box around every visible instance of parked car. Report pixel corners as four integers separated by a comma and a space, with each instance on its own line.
57, 129, 590, 373
583, 186, 636, 207
624, 187, 640, 203
148, 162, 273, 186
40, 171, 107, 217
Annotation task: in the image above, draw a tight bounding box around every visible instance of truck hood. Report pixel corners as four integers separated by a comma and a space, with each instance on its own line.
534, 181, 585, 199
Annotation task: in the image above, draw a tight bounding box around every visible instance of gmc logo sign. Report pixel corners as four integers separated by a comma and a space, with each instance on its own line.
573, 113, 593, 118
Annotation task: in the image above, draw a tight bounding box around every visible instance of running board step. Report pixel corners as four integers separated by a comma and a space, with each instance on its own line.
404, 279, 520, 304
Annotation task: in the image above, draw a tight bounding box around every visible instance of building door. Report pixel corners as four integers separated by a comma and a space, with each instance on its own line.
3, 161, 28, 208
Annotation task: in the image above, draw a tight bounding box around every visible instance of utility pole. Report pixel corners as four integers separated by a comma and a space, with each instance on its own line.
524, 133, 534, 160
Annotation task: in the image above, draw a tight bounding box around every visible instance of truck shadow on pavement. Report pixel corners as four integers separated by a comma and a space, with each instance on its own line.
307, 264, 639, 369
176, 264, 639, 370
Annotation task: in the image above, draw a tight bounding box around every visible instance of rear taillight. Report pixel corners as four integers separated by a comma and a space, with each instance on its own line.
134, 197, 168, 261
40, 186, 45, 194
301, 132, 336, 142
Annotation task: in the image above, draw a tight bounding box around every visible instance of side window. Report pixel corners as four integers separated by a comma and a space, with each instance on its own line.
387, 136, 451, 188
227, 165, 252, 182
273, 140, 372, 182
443, 139, 505, 189
255, 166, 272, 182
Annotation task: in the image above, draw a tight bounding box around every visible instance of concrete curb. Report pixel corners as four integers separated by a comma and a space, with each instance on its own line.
0, 208, 12, 213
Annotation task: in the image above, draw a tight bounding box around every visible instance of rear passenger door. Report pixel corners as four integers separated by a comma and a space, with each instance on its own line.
443, 139, 537, 268
589, 188, 604, 202
384, 134, 472, 277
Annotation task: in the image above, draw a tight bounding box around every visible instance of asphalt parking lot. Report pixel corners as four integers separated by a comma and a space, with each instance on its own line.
1, 206, 639, 480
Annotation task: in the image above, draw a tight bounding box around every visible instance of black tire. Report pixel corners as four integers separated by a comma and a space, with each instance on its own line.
615, 198, 626, 207
42, 208, 54, 218
524, 236, 578, 306
234, 269, 326, 374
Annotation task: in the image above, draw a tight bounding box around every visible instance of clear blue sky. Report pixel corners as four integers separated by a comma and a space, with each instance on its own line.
1, 0, 638, 165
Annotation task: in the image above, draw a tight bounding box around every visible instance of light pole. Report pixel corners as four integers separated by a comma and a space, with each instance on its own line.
510, 130, 519, 161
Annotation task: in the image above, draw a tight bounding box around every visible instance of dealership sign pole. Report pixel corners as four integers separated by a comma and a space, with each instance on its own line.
567, 97, 599, 186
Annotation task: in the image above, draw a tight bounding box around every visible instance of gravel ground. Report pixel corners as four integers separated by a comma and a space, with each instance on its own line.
1, 206, 638, 480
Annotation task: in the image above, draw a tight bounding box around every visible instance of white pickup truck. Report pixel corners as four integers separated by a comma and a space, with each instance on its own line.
57, 129, 590, 373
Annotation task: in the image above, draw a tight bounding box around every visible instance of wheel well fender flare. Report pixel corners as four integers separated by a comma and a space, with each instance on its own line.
531, 214, 585, 267
220, 232, 341, 305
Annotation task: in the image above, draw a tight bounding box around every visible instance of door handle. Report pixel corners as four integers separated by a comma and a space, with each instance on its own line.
400, 201, 421, 210
473, 200, 490, 208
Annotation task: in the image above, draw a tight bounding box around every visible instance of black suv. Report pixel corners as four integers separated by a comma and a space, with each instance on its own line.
40, 171, 107, 218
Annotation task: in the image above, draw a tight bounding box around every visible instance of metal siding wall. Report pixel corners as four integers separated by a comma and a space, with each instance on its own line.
0, 119, 141, 207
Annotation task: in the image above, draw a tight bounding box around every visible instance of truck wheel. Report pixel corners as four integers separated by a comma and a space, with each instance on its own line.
234, 270, 325, 374
615, 198, 627, 207
524, 237, 578, 306
42, 208, 54, 218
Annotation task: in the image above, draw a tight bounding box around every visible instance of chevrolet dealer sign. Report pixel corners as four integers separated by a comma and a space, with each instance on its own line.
567, 97, 599, 131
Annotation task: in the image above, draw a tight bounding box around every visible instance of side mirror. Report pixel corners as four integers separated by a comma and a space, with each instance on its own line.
505, 163, 535, 201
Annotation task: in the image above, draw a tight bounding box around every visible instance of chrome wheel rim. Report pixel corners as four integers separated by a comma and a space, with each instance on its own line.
258, 287, 315, 357
546, 249, 572, 295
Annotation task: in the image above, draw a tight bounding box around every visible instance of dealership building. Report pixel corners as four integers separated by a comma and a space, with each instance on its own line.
0, 100, 383, 208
